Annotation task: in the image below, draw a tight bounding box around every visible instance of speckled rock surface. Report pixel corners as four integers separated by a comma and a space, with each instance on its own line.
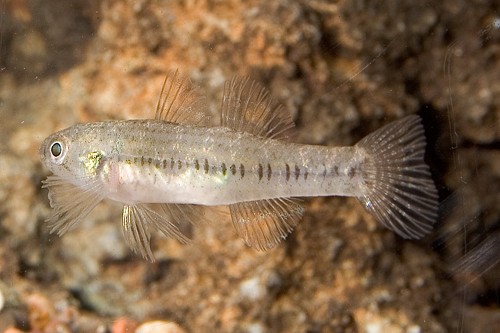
0, 0, 499, 332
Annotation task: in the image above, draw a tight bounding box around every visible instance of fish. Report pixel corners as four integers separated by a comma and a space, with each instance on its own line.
39, 70, 439, 261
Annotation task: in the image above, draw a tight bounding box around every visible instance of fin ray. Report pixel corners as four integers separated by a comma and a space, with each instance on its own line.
41, 175, 105, 236
229, 198, 304, 251
122, 205, 154, 261
122, 204, 190, 262
221, 76, 295, 140
355, 115, 438, 239
155, 70, 210, 126
160, 203, 230, 226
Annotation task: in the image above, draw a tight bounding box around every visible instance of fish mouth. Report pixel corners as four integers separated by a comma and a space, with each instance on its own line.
38, 136, 51, 166
38, 140, 46, 160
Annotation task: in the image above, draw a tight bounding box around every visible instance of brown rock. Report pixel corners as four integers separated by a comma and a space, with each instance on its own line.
112, 317, 138, 333
135, 321, 185, 333
26, 294, 54, 331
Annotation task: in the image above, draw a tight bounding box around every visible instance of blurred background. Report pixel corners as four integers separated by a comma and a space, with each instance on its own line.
0, 0, 499, 332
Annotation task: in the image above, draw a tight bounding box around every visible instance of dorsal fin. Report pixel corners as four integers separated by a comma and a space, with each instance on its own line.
221, 76, 295, 140
155, 70, 210, 126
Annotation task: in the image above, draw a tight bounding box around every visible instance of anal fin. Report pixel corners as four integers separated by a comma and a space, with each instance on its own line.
122, 204, 190, 262
229, 198, 304, 251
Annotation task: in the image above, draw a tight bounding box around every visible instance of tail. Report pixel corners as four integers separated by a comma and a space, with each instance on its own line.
355, 115, 438, 239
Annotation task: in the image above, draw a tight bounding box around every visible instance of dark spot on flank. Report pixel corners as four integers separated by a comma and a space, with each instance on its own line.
230, 164, 236, 175
222, 163, 227, 176
204, 159, 209, 174
141, 156, 145, 166
322, 164, 327, 179
194, 159, 200, 171
163, 159, 168, 169
171, 157, 175, 169
134, 157, 138, 165
332, 165, 338, 175
178, 160, 182, 170
240, 164, 245, 178
347, 166, 355, 178
304, 168, 308, 181
294, 164, 300, 181
258, 163, 263, 181
285, 164, 290, 182
155, 160, 161, 169
267, 163, 272, 181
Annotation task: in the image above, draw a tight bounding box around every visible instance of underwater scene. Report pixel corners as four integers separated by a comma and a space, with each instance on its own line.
0, 0, 499, 332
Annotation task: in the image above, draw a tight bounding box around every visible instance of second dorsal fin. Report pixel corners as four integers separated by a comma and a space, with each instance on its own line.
221, 76, 295, 140
155, 70, 210, 126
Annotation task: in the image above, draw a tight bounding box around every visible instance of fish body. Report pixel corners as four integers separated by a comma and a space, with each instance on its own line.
42, 120, 365, 207
39, 71, 439, 260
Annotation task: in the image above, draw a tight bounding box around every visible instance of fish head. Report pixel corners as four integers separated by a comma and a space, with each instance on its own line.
39, 123, 107, 187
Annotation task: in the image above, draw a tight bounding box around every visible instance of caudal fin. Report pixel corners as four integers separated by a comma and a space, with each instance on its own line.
355, 115, 438, 239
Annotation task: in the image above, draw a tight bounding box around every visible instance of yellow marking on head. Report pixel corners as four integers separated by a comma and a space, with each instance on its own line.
82, 151, 104, 176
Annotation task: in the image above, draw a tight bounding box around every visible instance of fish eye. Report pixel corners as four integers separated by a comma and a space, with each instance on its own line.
51, 142, 62, 157
48, 139, 67, 164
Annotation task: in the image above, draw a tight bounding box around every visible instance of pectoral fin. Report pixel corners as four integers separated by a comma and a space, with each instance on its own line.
41, 175, 105, 236
122, 204, 190, 261
229, 198, 304, 251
